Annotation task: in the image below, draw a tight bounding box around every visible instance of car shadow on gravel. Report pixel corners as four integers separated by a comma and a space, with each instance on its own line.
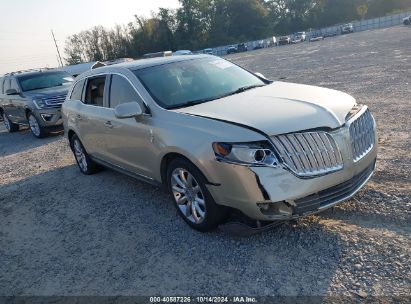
0, 125, 63, 158
1, 165, 344, 296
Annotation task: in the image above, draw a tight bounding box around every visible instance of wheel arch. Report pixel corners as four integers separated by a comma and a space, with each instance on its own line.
160, 152, 216, 188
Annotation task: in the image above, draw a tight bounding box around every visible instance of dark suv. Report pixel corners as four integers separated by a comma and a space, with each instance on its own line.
0, 69, 74, 138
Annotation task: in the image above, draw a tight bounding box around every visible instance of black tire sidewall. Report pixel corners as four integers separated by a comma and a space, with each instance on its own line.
3, 112, 19, 132
70, 134, 99, 175
28, 113, 46, 138
166, 158, 227, 232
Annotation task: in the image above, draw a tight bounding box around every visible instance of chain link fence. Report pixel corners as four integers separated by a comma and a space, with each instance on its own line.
208, 10, 411, 56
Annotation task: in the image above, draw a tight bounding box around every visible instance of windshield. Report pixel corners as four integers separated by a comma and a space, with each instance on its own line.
133, 57, 266, 109
18, 71, 74, 92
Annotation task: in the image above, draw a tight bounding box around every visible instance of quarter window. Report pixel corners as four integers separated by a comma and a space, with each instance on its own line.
85, 76, 106, 107
10, 78, 19, 91
109, 75, 143, 109
3, 78, 11, 93
70, 79, 85, 101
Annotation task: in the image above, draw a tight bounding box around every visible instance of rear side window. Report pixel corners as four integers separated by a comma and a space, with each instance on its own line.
0, 78, 4, 94
3, 78, 11, 93
10, 78, 19, 91
85, 76, 106, 107
70, 79, 85, 101
109, 75, 143, 109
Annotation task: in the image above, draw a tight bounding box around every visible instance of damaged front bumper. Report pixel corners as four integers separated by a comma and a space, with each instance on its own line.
206, 127, 377, 221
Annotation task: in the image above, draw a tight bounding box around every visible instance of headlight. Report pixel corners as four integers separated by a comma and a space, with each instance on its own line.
32, 98, 47, 109
212, 142, 279, 167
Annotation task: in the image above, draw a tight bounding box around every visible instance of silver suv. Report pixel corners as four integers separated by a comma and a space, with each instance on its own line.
63, 55, 377, 232
0, 69, 74, 137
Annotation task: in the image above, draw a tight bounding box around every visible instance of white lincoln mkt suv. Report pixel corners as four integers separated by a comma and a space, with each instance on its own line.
62, 55, 377, 232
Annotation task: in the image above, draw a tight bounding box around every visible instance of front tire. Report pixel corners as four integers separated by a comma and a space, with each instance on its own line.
167, 158, 228, 232
70, 134, 100, 175
2, 112, 19, 132
28, 113, 47, 138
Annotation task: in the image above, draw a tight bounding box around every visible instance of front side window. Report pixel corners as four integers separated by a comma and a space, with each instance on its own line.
133, 57, 266, 109
109, 75, 143, 109
17, 71, 74, 92
85, 76, 106, 107
70, 79, 85, 101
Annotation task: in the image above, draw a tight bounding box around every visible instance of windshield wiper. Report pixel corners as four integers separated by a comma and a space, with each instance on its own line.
167, 84, 264, 110
223, 84, 265, 97
168, 97, 218, 110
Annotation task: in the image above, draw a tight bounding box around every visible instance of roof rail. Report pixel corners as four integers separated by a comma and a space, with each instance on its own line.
3, 67, 55, 77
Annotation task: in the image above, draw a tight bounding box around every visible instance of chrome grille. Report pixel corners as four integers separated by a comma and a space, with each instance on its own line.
43, 94, 67, 107
270, 132, 343, 177
349, 108, 375, 162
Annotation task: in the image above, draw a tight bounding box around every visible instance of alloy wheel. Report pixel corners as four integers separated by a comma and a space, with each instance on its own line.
171, 168, 206, 224
28, 114, 40, 137
73, 139, 88, 172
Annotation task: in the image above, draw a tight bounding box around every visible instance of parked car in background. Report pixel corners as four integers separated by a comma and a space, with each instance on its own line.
292, 32, 306, 43
226, 46, 237, 54
144, 51, 173, 58
403, 15, 411, 25
202, 48, 213, 55
63, 55, 377, 232
0, 69, 73, 137
173, 50, 193, 56
309, 34, 325, 42
253, 40, 264, 50
264, 37, 277, 47
237, 43, 248, 52
324, 31, 339, 38
341, 23, 354, 34
278, 36, 291, 45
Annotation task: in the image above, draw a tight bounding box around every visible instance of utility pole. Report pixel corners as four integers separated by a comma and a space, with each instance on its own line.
51, 30, 63, 67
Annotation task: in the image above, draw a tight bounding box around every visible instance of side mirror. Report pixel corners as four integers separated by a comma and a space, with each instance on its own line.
114, 101, 143, 119
255, 72, 268, 81
6, 89, 18, 95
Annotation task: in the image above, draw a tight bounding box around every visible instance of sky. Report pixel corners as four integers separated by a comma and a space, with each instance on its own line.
0, 0, 180, 74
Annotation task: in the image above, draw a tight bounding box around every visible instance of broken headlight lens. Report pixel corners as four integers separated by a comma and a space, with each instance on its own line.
212, 142, 279, 167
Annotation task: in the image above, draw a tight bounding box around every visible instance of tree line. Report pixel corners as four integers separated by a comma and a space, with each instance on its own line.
64, 0, 411, 64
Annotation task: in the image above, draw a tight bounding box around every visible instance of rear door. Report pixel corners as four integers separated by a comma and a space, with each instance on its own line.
8, 78, 27, 123
1, 78, 15, 122
74, 75, 113, 161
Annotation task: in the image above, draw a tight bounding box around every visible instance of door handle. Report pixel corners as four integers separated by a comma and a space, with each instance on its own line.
104, 121, 113, 129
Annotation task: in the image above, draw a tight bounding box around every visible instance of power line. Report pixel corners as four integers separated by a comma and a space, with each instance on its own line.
51, 30, 63, 67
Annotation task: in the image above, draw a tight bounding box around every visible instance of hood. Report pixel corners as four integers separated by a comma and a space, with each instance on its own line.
23, 85, 70, 99
173, 82, 356, 136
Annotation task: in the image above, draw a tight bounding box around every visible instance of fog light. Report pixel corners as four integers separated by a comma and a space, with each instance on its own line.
40, 114, 53, 121
257, 201, 293, 216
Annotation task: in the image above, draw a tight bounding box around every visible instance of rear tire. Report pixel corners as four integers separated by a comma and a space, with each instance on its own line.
70, 134, 101, 175
167, 158, 229, 232
2, 112, 19, 132
27, 112, 47, 138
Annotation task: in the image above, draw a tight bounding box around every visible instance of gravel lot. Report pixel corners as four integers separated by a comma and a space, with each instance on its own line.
1, 26, 410, 298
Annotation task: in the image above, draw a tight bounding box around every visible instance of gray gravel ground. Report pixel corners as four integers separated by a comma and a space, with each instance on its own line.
0, 26, 410, 298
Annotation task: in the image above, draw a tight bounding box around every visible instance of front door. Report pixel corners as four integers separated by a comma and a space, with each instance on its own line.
101, 74, 156, 178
